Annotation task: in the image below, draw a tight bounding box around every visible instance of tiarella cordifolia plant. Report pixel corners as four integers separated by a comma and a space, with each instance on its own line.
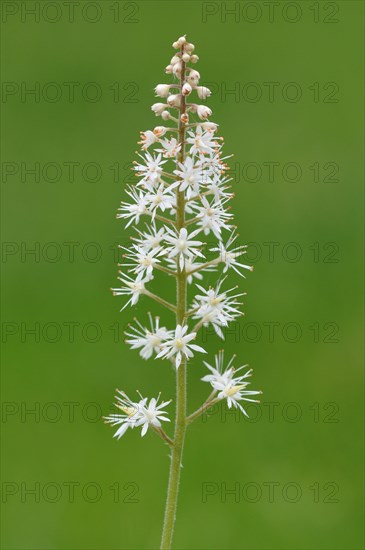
105, 35, 261, 550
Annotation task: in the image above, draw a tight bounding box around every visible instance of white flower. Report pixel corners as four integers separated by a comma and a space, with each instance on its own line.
104, 390, 171, 438
134, 152, 167, 188
156, 137, 181, 158
112, 272, 146, 310
146, 184, 175, 216
186, 126, 217, 156
104, 390, 141, 439
173, 156, 205, 198
164, 227, 205, 270
201, 350, 236, 386
122, 244, 163, 279
210, 230, 253, 276
215, 379, 261, 417
196, 86, 211, 100
201, 352, 261, 417
138, 130, 157, 150
192, 196, 232, 239
205, 174, 232, 201
117, 187, 148, 227
132, 222, 165, 252
151, 103, 166, 116
155, 84, 171, 98
192, 279, 244, 338
137, 394, 172, 436
125, 314, 172, 359
156, 324, 206, 368
197, 105, 212, 120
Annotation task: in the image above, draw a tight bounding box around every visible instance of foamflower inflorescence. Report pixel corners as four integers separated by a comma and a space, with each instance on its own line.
104, 35, 261, 549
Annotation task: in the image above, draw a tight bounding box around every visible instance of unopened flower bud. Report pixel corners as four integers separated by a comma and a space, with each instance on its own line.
196, 86, 211, 100
155, 84, 170, 97
197, 105, 212, 120
151, 103, 166, 116
190, 55, 199, 64
177, 36, 186, 46
172, 62, 182, 77
202, 121, 218, 131
182, 83, 192, 96
181, 113, 189, 124
153, 126, 167, 137
182, 53, 190, 63
171, 55, 180, 65
185, 43, 195, 54
172, 41, 179, 49
161, 110, 170, 120
187, 69, 200, 86
165, 65, 173, 74
167, 94, 181, 107
138, 130, 157, 150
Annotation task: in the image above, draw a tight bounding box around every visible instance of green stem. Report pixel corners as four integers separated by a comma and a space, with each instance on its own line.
160, 44, 188, 550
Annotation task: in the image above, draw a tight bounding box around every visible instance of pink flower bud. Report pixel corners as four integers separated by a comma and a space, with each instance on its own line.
153, 126, 167, 137
196, 86, 211, 100
161, 111, 170, 120
151, 103, 166, 116
202, 122, 218, 132
155, 84, 170, 98
172, 62, 182, 77
187, 69, 200, 86
182, 83, 192, 96
197, 105, 212, 120
167, 94, 181, 107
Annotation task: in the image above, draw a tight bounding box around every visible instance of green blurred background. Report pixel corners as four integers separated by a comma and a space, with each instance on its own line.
1, 1, 364, 548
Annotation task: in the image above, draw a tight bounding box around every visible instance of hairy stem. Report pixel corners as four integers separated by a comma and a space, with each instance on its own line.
160, 45, 188, 550
186, 396, 221, 424
152, 426, 175, 447
143, 289, 177, 313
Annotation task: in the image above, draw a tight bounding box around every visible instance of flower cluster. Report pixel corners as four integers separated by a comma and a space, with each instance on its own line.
202, 351, 262, 417
105, 35, 259, 443
104, 390, 171, 438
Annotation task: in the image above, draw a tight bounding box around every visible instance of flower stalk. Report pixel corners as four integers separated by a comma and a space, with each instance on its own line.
104, 34, 261, 550
160, 43, 187, 550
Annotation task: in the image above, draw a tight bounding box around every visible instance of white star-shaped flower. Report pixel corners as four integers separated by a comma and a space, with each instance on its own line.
156, 324, 206, 368
104, 390, 171, 438
125, 314, 173, 359
186, 125, 218, 156
164, 227, 205, 270
112, 272, 146, 310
